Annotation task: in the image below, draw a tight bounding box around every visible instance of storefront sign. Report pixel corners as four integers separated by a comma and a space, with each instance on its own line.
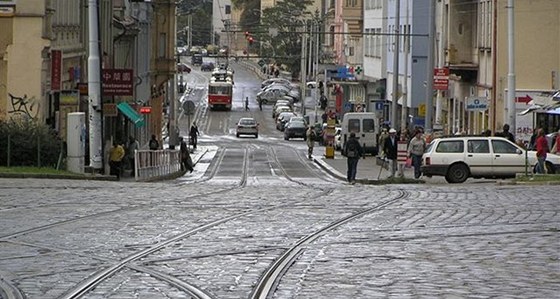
434, 68, 449, 90
102, 69, 133, 96
465, 97, 488, 111
51, 50, 62, 91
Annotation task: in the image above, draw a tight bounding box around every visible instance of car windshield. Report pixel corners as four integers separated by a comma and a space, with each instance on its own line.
239, 119, 256, 125
288, 121, 306, 128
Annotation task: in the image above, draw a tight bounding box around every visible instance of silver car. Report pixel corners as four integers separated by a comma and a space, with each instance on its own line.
236, 117, 258, 138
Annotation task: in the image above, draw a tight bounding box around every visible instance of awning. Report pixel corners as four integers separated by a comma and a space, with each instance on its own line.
117, 102, 145, 127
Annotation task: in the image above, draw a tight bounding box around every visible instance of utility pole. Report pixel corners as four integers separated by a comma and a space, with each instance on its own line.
300, 33, 307, 116
400, 0, 409, 132
169, 1, 178, 149
424, 0, 436, 133
506, 0, 516, 130
314, 21, 320, 124
87, 0, 103, 170
434, 0, 446, 131
391, 0, 400, 130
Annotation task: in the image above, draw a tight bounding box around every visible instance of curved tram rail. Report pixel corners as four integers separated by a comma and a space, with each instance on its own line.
250, 190, 410, 299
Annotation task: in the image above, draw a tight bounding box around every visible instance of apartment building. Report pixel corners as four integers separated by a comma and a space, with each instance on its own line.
445, 0, 560, 140
212, 0, 232, 48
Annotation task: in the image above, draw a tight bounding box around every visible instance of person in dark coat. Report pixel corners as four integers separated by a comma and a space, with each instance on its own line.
497, 124, 515, 143
343, 132, 364, 184
180, 137, 193, 173
189, 123, 199, 149
383, 128, 399, 178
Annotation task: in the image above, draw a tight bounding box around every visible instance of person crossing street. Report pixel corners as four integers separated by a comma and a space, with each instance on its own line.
343, 132, 364, 184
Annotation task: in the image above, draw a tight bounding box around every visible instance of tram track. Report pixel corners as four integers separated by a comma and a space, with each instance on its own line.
250, 190, 410, 299
59, 187, 335, 299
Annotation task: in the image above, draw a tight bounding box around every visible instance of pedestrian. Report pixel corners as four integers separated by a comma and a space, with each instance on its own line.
109, 140, 125, 179
497, 124, 515, 143
245, 97, 249, 111
396, 130, 409, 177
343, 132, 363, 184
126, 136, 139, 176
383, 128, 398, 178
179, 137, 194, 173
377, 128, 388, 156
149, 134, 159, 150
306, 125, 316, 159
535, 128, 549, 174
258, 98, 263, 111
189, 122, 199, 149
408, 129, 426, 179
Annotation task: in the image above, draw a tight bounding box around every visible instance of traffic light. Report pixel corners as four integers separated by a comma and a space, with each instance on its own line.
248, 36, 254, 45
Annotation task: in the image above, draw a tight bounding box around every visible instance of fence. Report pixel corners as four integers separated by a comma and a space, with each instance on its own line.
1, 134, 65, 169
134, 149, 182, 181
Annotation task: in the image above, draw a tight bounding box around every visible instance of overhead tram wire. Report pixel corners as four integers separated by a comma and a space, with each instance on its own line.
222, 29, 429, 38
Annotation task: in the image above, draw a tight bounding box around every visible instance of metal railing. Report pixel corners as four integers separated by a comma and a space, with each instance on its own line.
134, 149, 182, 181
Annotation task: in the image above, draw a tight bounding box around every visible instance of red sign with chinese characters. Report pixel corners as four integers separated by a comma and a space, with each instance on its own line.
433, 67, 449, 90
102, 69, 133, 96
51, 50, 62, 91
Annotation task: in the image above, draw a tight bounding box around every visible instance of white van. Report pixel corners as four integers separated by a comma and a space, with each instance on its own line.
340, 112, 380, 156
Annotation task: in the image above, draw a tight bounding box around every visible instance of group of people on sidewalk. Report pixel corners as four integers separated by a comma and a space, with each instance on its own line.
341, 127, 427, 184
108, 122, 201, 179
338, 122, 560, 183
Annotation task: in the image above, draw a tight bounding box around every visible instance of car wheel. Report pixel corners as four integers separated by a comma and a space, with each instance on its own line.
255, 134, 258, 138
284, 136, 289, 140
236, 133, 240, 138
445, 163, 470, 183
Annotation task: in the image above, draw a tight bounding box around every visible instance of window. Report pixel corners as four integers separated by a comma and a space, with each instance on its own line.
348, 119, 360, 133
492, 140, 519, 154
436, 140, 464, 153
468, 140, 490, 153
363, 119, 375, 133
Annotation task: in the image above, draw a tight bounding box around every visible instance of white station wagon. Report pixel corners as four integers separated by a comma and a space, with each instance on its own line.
422, 136, 560, 183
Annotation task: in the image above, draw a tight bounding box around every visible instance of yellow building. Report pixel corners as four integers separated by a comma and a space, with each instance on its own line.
0, 0, 49, 122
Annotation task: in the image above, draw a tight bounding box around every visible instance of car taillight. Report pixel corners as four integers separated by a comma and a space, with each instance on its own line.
425, 157, 431, 165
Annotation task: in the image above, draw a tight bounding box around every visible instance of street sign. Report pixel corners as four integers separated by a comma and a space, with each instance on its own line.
465, 97, 488, 111
434, 68, 449, 90
418, 103, 426, 117
375, 102, 384, 111
182, 100, 195, 115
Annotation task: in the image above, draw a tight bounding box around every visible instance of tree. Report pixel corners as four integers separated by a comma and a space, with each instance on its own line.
259, 0, 313, 74
177, 0, 212, 47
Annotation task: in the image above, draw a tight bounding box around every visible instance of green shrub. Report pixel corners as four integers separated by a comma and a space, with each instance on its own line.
0, 120, 64, 168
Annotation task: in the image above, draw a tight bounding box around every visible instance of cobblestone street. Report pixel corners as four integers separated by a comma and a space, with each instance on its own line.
0, 178, 558, 298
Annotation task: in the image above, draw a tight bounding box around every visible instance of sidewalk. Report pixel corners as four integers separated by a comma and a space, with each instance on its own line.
311, 148, 419, 184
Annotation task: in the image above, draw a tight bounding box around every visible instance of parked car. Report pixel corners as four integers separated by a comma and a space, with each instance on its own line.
257, 89, 289, 104
177, 63, 191, 73
236, 117, 258, 138
421, 136, 560, 183
276, 113, 294, 131
284, 121, 307, 140
200, 62, 214, 71
261, 78, 291, 89
272, 105, 293, 120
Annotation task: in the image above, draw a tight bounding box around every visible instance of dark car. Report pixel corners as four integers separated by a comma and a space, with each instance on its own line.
191, 54, 203, 65
201, 62, 215, 71
284, 121, 307, 140
177, 63, 191, 73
